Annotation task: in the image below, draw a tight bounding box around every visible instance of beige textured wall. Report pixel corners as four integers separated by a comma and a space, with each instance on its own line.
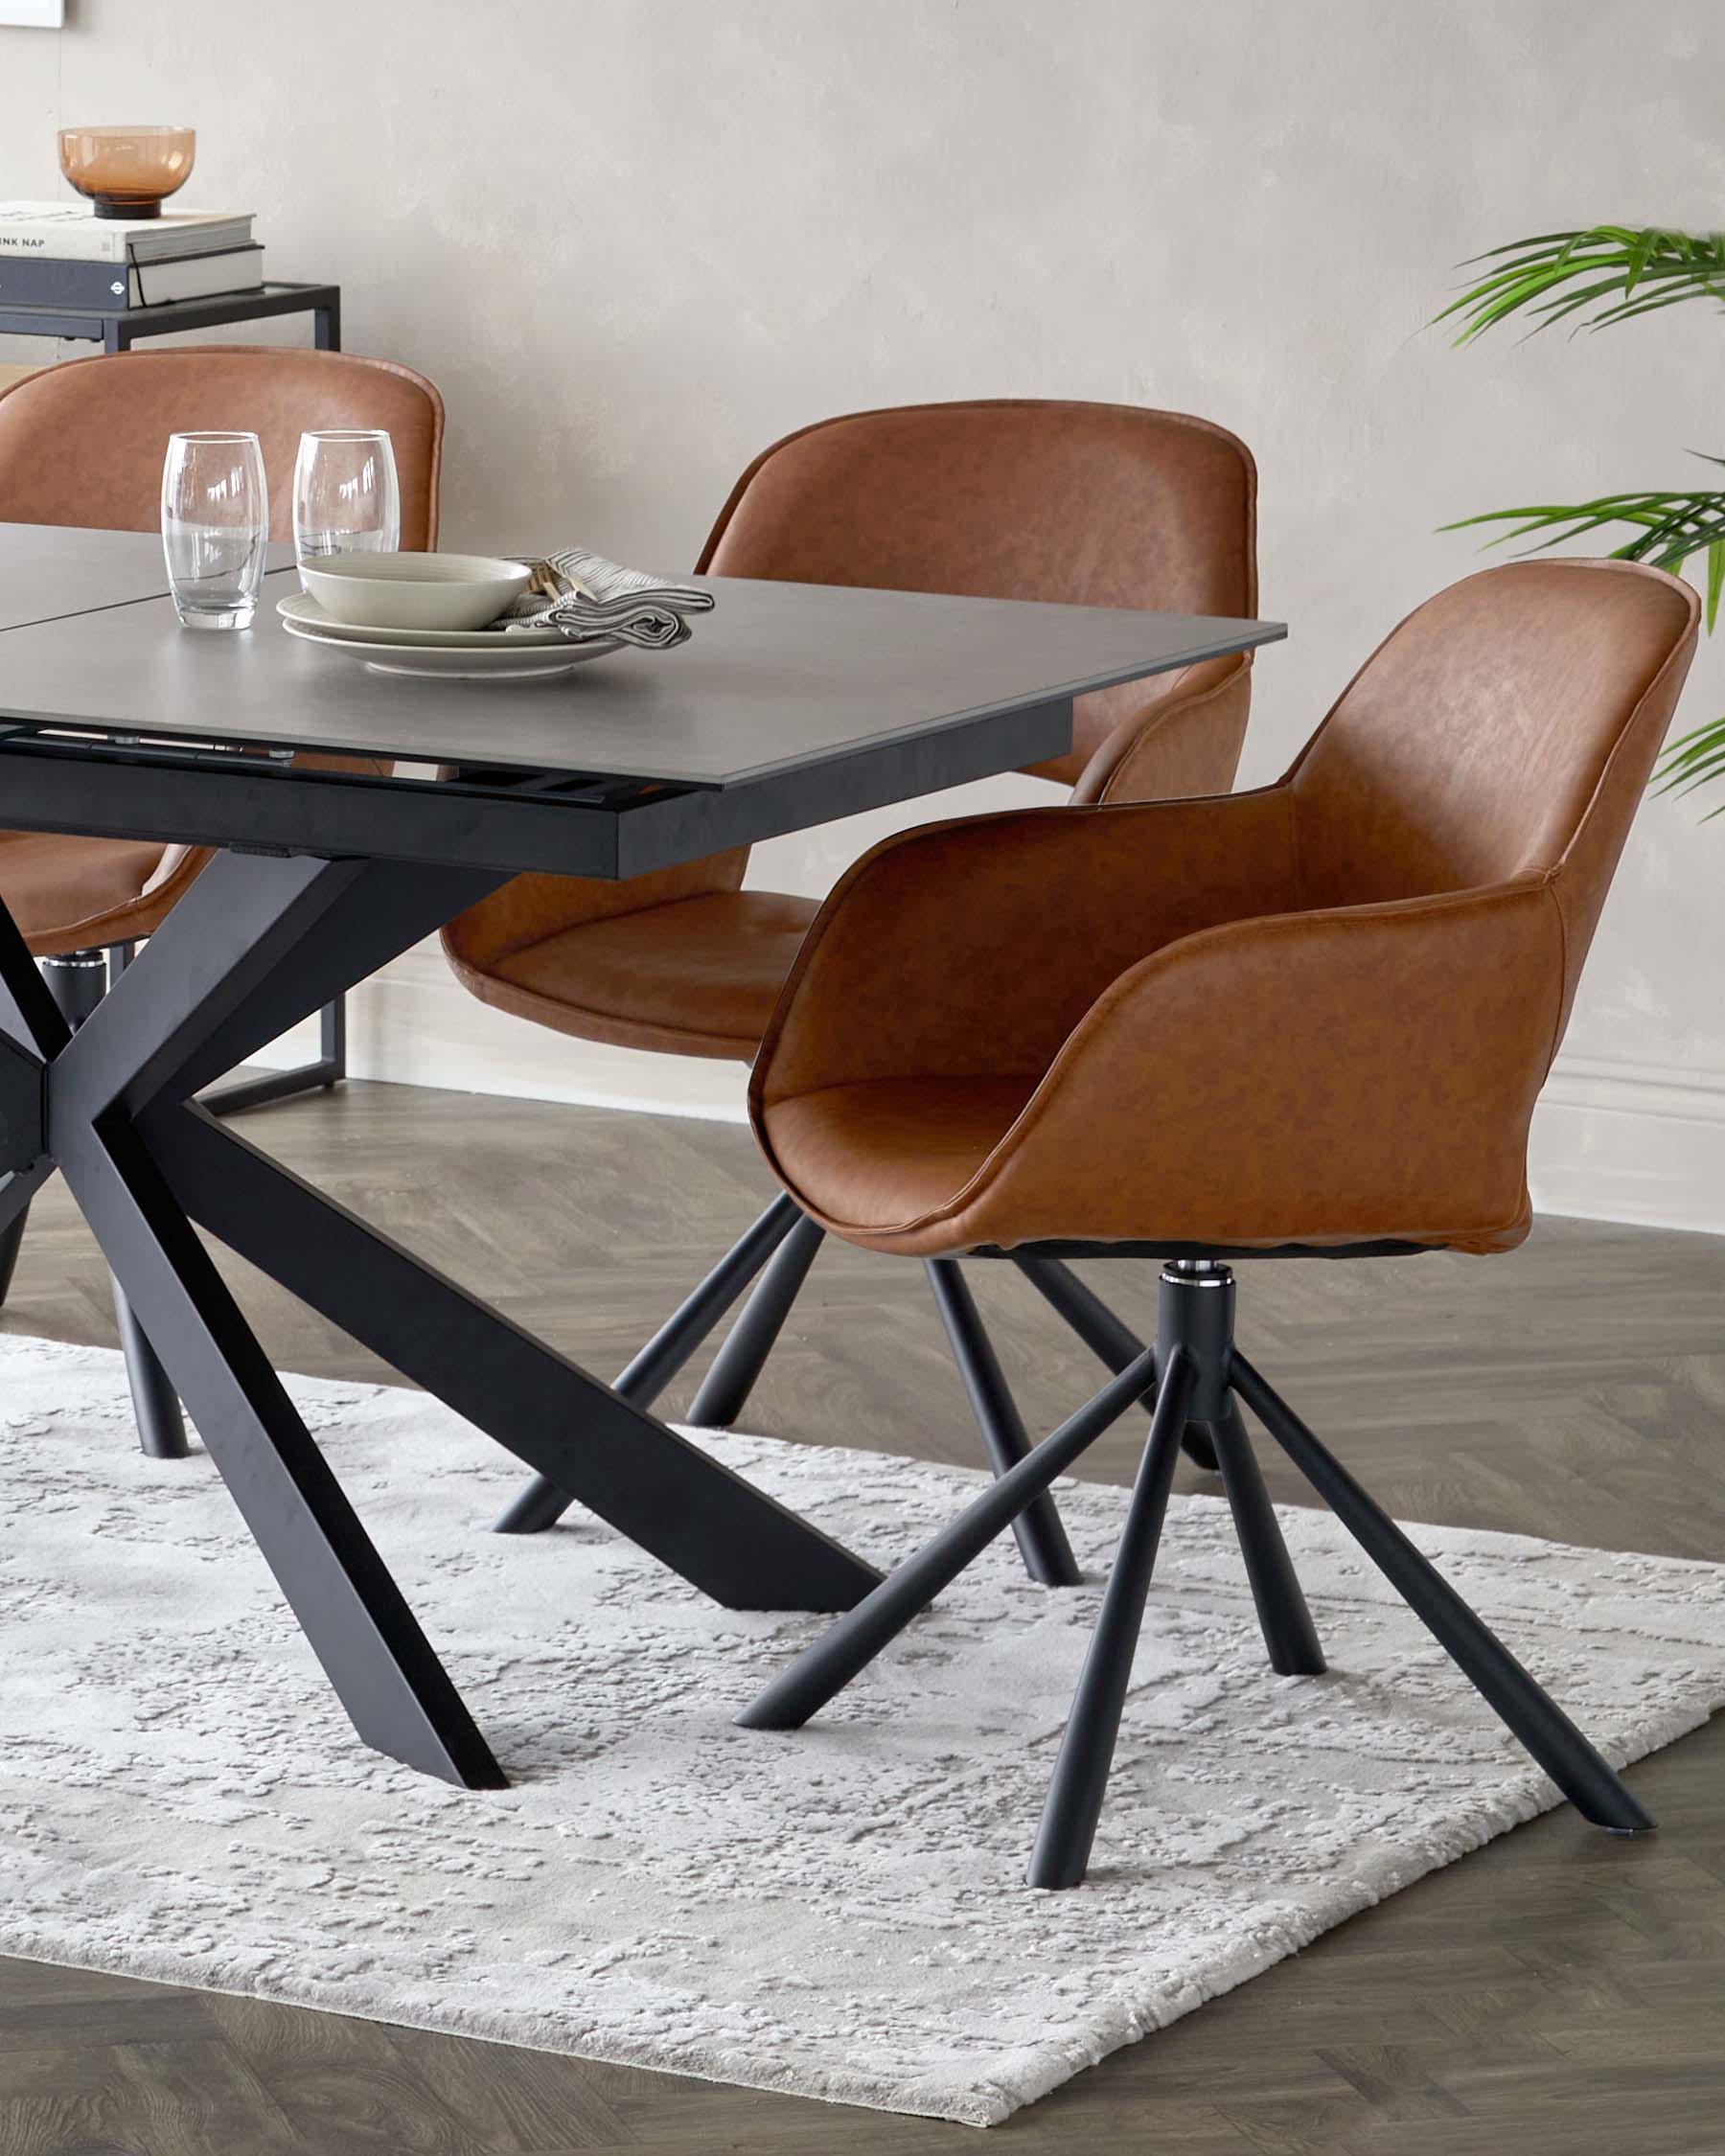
3, 0, 1724, 1221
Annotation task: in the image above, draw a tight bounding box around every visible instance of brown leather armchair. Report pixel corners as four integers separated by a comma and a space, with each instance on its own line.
481, 399, 1258, 1547
0, 345, 443, 1455
733, 557, 1698, 1887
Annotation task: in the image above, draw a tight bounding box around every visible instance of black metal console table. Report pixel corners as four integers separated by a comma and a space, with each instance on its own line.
0, 279, 339, 356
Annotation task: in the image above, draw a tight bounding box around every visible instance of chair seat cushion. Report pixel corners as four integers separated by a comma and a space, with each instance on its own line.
474, 889, 822, 1060
759, 1069, 1535, 1260
760, 1075, 1041, 1236
0, 832, 179, 955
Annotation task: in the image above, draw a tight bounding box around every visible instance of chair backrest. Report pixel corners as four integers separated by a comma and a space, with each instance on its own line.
442, 401, 1257, 1007
698, 398, 1256, 791
1286, 557, 1699, 1025
0, 345, 443, 547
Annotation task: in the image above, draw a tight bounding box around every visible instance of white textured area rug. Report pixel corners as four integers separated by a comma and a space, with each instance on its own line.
3, 1335, 1725, 2127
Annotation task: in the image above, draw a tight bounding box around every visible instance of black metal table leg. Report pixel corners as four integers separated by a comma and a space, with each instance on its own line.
0, 849, 885, 1785
0, 899, 499, 1786
61, 854, 385, 1124
59, 1116, 505, 1788
925, 1257, 1081, 1586
3, 942, 345, 1313
45, 951, 189, 1462
78, 850, 878, 1615
113, 915, 350, 1117
153, 1104, 879, 1615
0, 1183, 32, 1300
496, 1191, 805, 1536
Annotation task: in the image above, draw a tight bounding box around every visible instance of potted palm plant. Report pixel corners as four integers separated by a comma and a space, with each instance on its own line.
1437, 225, 1725, 809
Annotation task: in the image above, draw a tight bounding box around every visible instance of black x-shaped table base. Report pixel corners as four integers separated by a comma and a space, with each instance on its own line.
0, 848, 883, 1788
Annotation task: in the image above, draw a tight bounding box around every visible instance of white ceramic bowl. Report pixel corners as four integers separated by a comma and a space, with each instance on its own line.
301, 552, 531, 633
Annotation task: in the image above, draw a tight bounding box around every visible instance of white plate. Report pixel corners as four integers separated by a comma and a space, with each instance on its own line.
280, 613, 619, 679
278, 591, 572, 649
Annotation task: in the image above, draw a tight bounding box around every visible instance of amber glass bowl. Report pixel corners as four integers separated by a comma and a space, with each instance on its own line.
57, 126, 196, 219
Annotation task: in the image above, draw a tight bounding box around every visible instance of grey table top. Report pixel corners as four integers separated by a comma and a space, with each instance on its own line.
0, 523, 294, 633
0, 526, 1285, 790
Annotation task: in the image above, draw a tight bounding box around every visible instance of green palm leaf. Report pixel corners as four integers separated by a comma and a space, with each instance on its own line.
1438, 224, 1725, 809
1438, 480, 1725, 622
1435, 226, 1725, 342
1653, 715, 1725, 814
1441, 477, 1725, 807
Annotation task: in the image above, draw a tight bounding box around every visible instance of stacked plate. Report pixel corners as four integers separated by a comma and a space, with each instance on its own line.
278, 553, 622, 680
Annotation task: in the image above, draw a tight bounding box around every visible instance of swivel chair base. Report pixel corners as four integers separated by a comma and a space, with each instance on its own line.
738, 1256, 1653, 1888
493, 1199, 1215, 1571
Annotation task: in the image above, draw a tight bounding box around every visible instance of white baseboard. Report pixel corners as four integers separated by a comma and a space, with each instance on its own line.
245, 951, 1725, 1233
246, 940, 749, 1124
1530, 1053, 1725, 1236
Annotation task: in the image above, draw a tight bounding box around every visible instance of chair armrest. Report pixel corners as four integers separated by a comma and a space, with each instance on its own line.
753, 787, 1298, 1107
1071, 654, 1253, 807
961, 874, 1567, 1252
442, 850, 750, 977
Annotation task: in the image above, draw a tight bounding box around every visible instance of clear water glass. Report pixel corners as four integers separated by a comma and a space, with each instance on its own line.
293, 428, 400, 584
160, 431, 268, 631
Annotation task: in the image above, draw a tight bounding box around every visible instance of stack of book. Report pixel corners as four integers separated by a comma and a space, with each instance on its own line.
0, 201, 264, 311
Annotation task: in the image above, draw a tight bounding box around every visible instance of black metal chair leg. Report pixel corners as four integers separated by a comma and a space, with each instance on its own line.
687, 1213, 825, 1429
1012, 1253, 1219, 1470
0, 1161, 51, 1306
494, 1192, 805, 1534
1206, 1399, 1323, 1675
737, 1342, 1159, 1732
111, 1277, 193, 1459
1028, 1346, 1197, 1890
48, 950, 191, 1463
746, 1248, 1644, 1882
110, 940, 348, 1118
197, 994, 348, 1116
925, 1257, 1081, 1586
1230, 1350, 1654, 1833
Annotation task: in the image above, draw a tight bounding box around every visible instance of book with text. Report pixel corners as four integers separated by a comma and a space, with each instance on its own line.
0, 202, 256, 264
0, 247, 265, 310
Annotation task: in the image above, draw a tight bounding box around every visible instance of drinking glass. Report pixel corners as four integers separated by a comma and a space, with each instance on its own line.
293, 428, 400, 584
160, 431, 268, 631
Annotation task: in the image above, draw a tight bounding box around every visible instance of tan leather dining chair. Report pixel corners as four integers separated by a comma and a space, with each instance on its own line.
731, 556, 1698, 1887
469, 399, 1259, 1556
0, 344, 443, 1456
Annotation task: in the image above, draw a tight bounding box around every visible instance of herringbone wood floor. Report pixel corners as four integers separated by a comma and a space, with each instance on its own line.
2, 1078, 1723, 2155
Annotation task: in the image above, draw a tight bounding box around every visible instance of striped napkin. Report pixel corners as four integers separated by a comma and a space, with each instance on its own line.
495, 546, 715, 651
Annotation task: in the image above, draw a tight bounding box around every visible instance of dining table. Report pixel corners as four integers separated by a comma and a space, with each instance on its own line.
0, 519, 1284, 1789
